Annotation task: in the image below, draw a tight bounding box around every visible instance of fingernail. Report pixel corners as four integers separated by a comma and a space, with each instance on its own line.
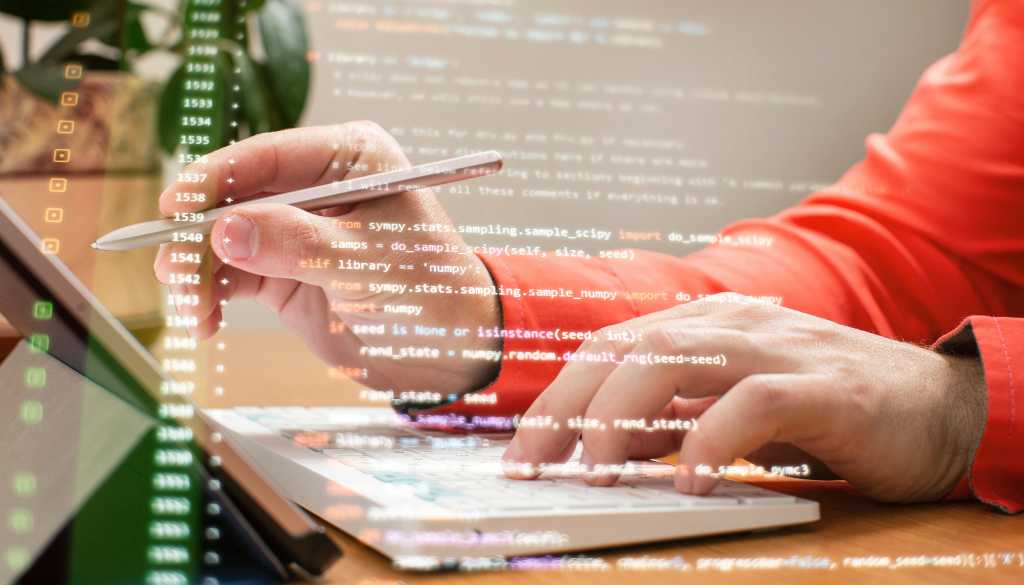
675, 464, 692, 493
501, 440, 537, 478
581, 450, 599, 483
581, 450, 615, 486
222, 214, 255, 261
692, 476, 717, 495
503, 438, 522, 462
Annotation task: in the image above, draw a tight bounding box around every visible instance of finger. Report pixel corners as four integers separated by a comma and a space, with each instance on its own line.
159, 248, 225, 319
262, 282, 421, 394
745, 443, 838, 480
207, 203, 345, 289
169, 264, 262, 340
675, 373, 834, 495
625, 396, 717, 460
502, 320, 743, 474
501, 334, 638, 476
189, 305, 222, 340
499, 299, 757, 472
191, 263, 263, 321
154, 192, 281, 282
167, 280, 197, 317
579, 327, 753, 486
501, 435, 580, 480
193, 265, 293, 339
154, 241, 207, 284
159, 184, 216, 214
158, 122, 409, 216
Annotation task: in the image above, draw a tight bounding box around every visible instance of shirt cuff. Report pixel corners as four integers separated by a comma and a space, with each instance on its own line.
933, 316, 1024, 513
396, 252, 577, 429
402, 250, 659, 427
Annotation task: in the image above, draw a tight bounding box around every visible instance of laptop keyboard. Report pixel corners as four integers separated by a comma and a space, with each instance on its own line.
235, 406, 797, 512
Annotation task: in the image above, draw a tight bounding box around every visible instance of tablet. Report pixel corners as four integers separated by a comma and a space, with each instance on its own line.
0, 198, 341, 582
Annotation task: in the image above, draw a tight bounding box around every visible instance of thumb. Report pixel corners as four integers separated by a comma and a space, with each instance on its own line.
210, 202, 347, 288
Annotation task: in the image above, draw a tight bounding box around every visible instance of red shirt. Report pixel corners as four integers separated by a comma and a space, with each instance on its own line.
428, 0, 1024, 513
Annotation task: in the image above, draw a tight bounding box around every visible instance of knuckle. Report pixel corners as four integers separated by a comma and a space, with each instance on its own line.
742, 376, 788, 414
729, 297, 762, 314
784, 321, 821, 344
717, 296, 776, 327
733, 329, 761, 357
666, 302, 698, 318
153, 251, 169, 280
841, 376, 877, 421
335, 122, 370, 158
282, 214, 323, 277
640, 326, 682, 353
350, 119, 386, 135
527, 391, 552, 415
233, 130, 277, 161
345, 120, 388, 148
708, 291, 740, 302
585, 332, 631, 359
577, 331, 604, 354
335, 121, 404, 172
707, 292, 748, 309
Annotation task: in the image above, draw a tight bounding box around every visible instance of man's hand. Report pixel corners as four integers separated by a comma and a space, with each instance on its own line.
503, 293, 987, 503
153, 122, 501, 396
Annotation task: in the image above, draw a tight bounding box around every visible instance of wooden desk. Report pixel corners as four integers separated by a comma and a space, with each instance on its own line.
1, 292, 1020, 584
168, 329, 1023, 585
318, 485, 1021, 585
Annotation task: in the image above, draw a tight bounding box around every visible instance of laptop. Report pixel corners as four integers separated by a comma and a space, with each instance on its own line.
0, 199, 341, 584
0, 198, 818, 575
206, 405, 820, 570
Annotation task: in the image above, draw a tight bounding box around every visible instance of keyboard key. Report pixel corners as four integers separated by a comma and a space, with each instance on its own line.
262, 408, 803, 517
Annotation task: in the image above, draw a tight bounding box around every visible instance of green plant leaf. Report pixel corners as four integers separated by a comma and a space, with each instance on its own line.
157, 63, 186, 154
0, 0, 90, 22
213, 50, 237, 150
122, 1, 152, 53
256, 62, 287, 131
256, 0, 309, 127
69, 52, 120, 70
243, 0, 266, 12
229, 45, 274, 134
34, 1, 119, 65
12, 0, 119, 103
14, 63, 80, 102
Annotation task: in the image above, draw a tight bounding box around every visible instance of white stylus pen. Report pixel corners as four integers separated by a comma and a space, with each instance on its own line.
91, 150, 504, 251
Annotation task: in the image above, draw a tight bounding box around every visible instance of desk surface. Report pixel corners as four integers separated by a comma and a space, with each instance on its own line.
0, 313, 1021, 584
174, 330, 1023, 585
318, 483, 1022, 585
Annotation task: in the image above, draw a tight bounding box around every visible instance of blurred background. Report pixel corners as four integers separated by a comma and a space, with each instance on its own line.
0, 3, 982, 582
0, 0, 970, 407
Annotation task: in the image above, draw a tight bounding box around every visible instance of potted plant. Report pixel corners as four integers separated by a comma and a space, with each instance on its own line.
0, 0, 310, 331
0, 0, 312, 173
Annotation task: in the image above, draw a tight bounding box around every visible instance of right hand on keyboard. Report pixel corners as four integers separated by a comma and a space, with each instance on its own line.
153, 122, 502, 395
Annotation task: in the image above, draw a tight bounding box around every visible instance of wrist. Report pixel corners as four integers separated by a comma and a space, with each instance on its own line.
452, 255, 503, 393
935, 353, 987, 499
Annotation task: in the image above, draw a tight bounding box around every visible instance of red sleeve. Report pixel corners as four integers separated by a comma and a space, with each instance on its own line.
426, 0, 1024, 413
934, 317, 1024, 514
420, 0, 1024, 509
